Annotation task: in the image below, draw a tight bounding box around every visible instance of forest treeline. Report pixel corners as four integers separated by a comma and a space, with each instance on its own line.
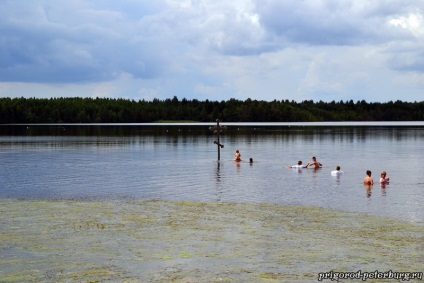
0, 96, 423, 123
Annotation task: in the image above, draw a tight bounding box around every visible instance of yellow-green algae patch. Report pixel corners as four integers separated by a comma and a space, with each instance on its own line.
0, 199, 422, 282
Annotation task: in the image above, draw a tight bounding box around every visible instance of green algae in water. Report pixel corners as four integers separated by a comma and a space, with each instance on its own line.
0, 199, 423, 282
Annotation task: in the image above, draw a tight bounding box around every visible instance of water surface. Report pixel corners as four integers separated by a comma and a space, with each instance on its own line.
1, 123, 423, 223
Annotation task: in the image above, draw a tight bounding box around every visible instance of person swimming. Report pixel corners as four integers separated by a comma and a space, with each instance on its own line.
288, 161, 308, 169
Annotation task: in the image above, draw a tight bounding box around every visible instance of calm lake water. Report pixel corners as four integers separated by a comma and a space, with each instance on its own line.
1, 123, 423, 224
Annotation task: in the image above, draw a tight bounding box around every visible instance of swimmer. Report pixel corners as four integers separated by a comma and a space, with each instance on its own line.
306, 156, 322, 169
331, 166, 344, 176
288, 161, 308, 169
379, 171, 390, 184
249, 158, 253, 164
363, 170, 374, 185
233, 150, 241, 162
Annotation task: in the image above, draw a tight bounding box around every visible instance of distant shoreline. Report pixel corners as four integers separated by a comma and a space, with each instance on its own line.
2, 121, 424, 126
1, 97, 423, 123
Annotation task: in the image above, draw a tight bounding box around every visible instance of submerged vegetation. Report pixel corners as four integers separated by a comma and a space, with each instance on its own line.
1, 199, 423, 282
0, 96, 423, 123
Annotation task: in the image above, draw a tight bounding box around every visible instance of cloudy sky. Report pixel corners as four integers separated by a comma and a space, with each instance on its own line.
1, 0, 424, 102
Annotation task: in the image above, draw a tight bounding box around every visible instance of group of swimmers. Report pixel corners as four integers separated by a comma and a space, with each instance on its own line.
287, 157, 344, 176
233, 150, 253, 164
288, 157, 390, 186
287, 156, 322, 169
233, 150, 390, 186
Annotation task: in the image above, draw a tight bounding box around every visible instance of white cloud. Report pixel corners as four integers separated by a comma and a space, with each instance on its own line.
389, 12, 424, 38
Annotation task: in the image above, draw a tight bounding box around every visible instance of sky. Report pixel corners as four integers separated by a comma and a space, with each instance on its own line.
1, 0, 424, 103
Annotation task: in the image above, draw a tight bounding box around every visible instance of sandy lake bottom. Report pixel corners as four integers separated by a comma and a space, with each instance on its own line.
0, 199, 423, 283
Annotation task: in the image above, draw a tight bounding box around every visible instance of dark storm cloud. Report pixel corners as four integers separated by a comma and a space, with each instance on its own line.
0, 1, 168, 83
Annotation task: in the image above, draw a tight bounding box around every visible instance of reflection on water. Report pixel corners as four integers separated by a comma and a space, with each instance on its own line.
0, 124, 423, 224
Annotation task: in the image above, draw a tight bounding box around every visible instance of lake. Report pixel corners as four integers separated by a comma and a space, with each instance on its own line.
1, 122, 423, 224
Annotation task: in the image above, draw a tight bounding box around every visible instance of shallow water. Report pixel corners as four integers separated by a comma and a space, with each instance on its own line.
0, 123, 423, 223
1, 199, 423, 282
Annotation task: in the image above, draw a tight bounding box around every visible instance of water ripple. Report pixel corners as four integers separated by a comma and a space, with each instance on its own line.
1, 128, 423, 224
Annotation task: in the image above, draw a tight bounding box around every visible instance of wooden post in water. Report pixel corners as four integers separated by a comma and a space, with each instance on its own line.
209, 119, 226, 161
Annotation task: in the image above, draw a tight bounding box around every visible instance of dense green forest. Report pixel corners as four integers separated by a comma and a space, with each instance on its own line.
0, 96, 423, 123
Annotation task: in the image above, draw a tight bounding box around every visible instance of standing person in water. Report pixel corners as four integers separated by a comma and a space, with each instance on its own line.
363, 170, 374, 197
363, 170, 374, 185
331, 166, 344, 176
379, 171, 390, 184
233, 150, 241, 162
306, 156, 322, 168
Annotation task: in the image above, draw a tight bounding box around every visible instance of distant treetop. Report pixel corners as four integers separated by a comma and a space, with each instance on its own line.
0, 97, 422, 123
